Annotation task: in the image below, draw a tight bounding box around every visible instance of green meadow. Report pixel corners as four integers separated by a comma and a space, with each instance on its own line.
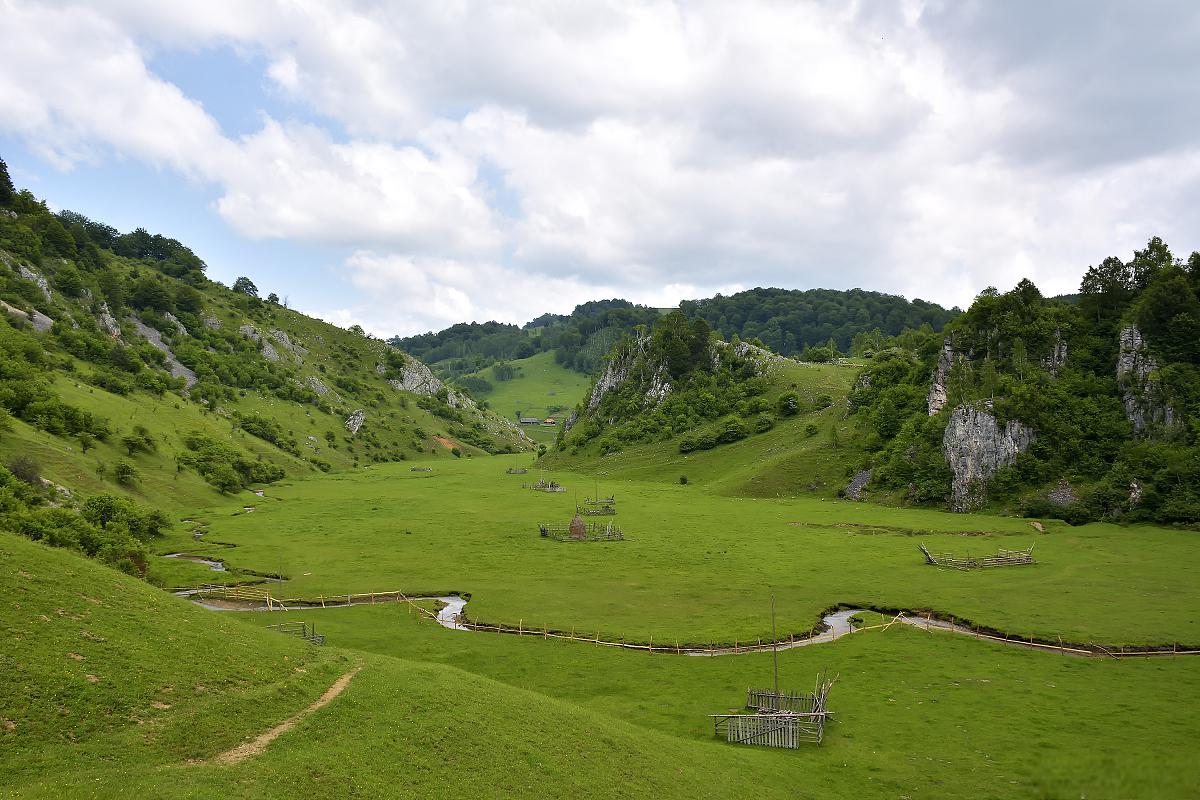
464, 351, 593, 443
163, 454, 1200, 647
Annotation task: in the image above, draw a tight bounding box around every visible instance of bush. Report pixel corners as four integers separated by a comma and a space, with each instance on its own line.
679, 475, 688, 485
6, 454, 40, 485
114, 460, 137, 485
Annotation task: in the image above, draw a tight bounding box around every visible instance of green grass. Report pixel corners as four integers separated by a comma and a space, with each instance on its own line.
464, 351, 591, 443
541, 360, 866, 495
162, 455, 1200, 646
247, 600, 1200, 799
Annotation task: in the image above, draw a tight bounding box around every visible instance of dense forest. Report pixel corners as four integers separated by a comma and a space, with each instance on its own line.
680, 287, 958, 357
392, 299, 663, 379
850, 237, 1200, 525
397, 288, 958, 381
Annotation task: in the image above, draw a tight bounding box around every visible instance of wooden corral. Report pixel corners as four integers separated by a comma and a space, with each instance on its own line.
410, 466, 433, 472
577, 504, 617, 516
506, 467, 529, 474
266, 621, 325, 646
710, 673, 836, 748
919, 542, 1035, 570
539, 520, 624, 542
523, 479, 566, 493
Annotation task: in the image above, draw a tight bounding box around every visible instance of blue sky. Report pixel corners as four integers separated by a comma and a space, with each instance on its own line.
2, 1, 1198, 336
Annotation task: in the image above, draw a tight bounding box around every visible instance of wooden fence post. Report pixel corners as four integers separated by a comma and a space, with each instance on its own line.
519, 619, 523, 636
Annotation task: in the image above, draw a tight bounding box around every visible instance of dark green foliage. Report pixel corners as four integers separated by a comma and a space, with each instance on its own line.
120, 425, 156, 457
457, 375, 493, 395
680, 287, 958, 356
130, 275, 173, 311
6, 454, 40, 485
113, 461, 137, 486
235, 412, 299, 455
176, 431, 285, 493
0, 157, 14, 206
232, 276, 258, 297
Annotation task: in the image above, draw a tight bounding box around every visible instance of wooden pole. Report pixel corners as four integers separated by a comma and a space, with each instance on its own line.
771, 594, 779, 698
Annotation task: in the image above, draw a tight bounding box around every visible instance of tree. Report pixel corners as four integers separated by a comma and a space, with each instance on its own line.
267, 292, 279, 304
130, 276, 173, 311
54, 265, 85, 297
114, 461, 137, 486
0, 157, 14, 205
232, 276, 259, 297
98, 270, 126, 308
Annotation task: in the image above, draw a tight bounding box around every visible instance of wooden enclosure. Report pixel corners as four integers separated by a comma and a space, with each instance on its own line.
710, 673, 836, 748
266, 621, 325, 645
539, 521, 625, 541
919, 542, 1036, 570
523, 479, 566, 493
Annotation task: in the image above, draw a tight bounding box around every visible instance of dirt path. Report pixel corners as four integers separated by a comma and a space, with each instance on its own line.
211, 664, 363, 766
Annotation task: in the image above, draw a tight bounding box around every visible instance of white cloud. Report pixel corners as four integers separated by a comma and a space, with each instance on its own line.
2, 0, 1199, 336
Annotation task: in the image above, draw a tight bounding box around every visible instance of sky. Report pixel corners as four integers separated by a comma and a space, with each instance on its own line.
1, 1, 1198, 338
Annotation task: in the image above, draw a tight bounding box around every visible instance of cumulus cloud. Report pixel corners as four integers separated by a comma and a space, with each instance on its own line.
1, 0, 1198, 335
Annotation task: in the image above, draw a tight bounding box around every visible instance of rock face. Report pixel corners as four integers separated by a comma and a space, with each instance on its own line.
943, 404, 1034, 512
17, 265, 52, 303
927, 340, 958, 415
129, 316, 197, 388
163, 312, 188, 336
1042, 330, 1068, 375
0, 299, 53, 332
1116, 324, 1176, 435
587, 351, 634, 412
269, 329, 307, 359
1046, 480, 1078, 506
98, 303, 122, 337
585, 333, 672, 412
345, 409, 365, 434
306, 376, 331, 396
203, 314, 221, 330
388, 355, 443, 396
843, 469, 873, 501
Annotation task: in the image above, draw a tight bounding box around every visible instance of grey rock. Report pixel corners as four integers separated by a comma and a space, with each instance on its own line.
0, 299, 53, 332
260, 340, 280, 362
1116, 324, 1177, 435
203, 314, 222, 330
270, 328, 307, 359
17, 265, 52, 302
98, 303, 122, 337
943, 403, 1034, 512
129, 316, 197, 388
388, 355, 444, 396
345, 409, 365, 434
1046, 480, 1078, 506
927, 339, 958, 415
1129, 480, 1143, 506
163, 312, 188, 336
1042, 329, 1067, 375
843, 469, 873, 501
238, 324, 261, 342
305, 376, 331, 396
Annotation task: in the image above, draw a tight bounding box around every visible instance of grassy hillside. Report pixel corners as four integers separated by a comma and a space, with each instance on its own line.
1, 531, 864, 800
463, 351, 592, 444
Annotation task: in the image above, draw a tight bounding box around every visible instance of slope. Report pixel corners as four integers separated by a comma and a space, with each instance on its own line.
1, 532, 826, 800
462, 350, 592, 444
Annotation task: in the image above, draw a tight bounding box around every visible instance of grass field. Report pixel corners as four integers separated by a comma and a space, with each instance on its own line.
464, 351, 592, 443
161, 454, 1200, 646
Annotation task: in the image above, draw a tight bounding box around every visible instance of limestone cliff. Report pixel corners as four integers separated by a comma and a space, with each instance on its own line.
942, 403, 1034, 512
927, 339, 958, 415
1116, 324, 1177, 435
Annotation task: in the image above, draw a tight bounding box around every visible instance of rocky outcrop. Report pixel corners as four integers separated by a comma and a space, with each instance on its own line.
584, 333, 672, 412
269, 329, 307, 359
1042, 329, 1067, 375
1046, 480, 1078, 506
17, 265, 52, 303
643, 363, 671, 405
587, 352, 634, 412
203, 314, 221, 330
163, 312, 188, 336
927, 339, 958, 415
943, 403, 1034, 512
98, 303, 122, 337
129, 316, 197, 388
1116, 324, 1176, 435
260, 340, 281, 362
345, 409, 365, 434
387, 355, 443, 396
1, 299, 53, 332
843, 469, 872, 501
445, 389, 476, 410
306, 376, 331, 396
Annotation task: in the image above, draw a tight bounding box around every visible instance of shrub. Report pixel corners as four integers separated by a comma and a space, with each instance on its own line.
114, 460, 137, 485
679, 475, 688, 485
6, 454, 40, 485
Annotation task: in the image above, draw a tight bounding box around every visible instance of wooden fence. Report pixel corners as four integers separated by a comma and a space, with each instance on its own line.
538, 522, 625, 541
181, 586, 1200, 659
919, 542, 1035, 570
266, 620, 325, 645
711, 673, 836, 748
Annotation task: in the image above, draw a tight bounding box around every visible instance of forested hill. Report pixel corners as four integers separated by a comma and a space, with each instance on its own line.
848, 236, 1200, 525
396, 289, 957, 383
392, 299, 663, 379
679, 287, 959, 357
0, 156, 530, 571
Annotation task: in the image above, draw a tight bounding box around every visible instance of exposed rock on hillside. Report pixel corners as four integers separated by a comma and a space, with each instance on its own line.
305, 376, 331, 396
129, 316, 197, 388
387, 355, 443, 396
585, 333, 676, 412
943, 403, 1033, 512
1047, 480, 1078, 506
345, 409, 365, 434
1, 299, 53, 332
17, 264, 52, 303
927, 339, 958, 415
97, 303, 121, 337
269, 328, 307, 359
1042, 329, 1068, 375
1116, 324, 1176, 435
843, 469, 872, 500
